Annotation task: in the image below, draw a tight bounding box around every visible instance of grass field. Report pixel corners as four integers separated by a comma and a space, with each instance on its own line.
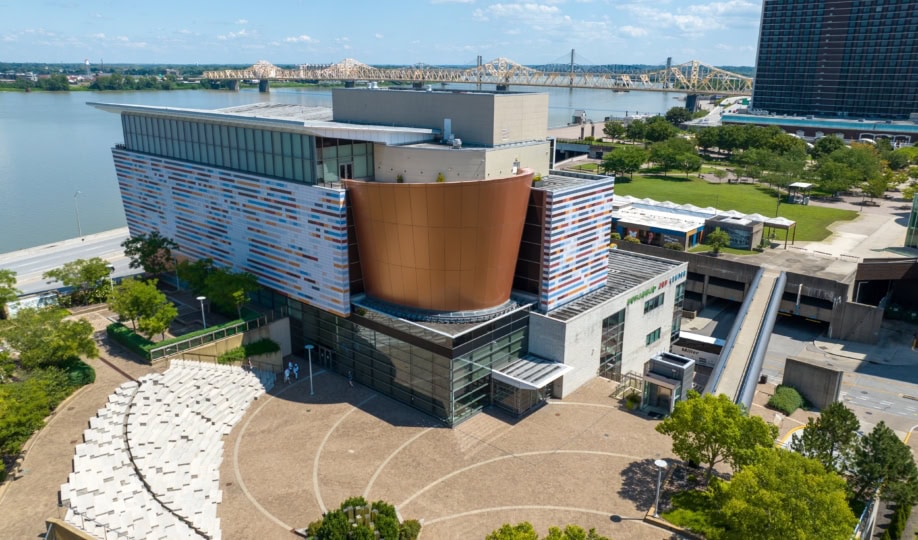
614, 174, 858, 241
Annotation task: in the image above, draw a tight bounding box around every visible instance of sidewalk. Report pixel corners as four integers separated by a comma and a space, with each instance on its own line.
0, 312, 158, 539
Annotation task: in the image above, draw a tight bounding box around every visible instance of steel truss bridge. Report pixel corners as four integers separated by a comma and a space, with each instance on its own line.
203, 57, 752, 96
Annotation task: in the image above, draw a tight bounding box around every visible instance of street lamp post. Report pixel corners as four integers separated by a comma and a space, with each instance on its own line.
73, 190, 83, 239
305, 344, 315, 396
196, 296, 207, 328
106, 264, 115, 298
174, 257, 181, 291
653, 459, 668, 518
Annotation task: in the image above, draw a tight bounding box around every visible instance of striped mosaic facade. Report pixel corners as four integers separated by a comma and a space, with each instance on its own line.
540, 179, 615, 312
112, 149, 350, 316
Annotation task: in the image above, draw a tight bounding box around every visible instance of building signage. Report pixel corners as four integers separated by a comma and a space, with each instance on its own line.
627, 270, 687, 306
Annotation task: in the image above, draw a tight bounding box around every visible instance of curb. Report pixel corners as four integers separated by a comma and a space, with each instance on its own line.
777, 424, 806, 447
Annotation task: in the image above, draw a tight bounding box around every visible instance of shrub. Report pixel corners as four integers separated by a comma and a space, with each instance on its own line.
664, 242, 685, 251
610, 232, 622, 240
436, 172, 445, 182
768, 385, 805, 415
218, 338, 280, 364
399, 520, 421, 540
881, 502, 911, 540
623, 235, 641, 244
60, 357, 96, 386
106, 322, 153, 358
396, 174, 404, 183
0, 459, 6, 483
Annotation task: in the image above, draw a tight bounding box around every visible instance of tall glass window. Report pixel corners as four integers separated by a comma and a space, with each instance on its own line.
598, 309, 625, 380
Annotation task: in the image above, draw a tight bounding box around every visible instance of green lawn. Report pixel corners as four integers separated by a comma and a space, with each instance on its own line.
614, 174, 858, 241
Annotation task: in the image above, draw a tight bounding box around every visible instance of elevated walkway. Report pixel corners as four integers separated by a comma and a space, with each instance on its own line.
707, 268, 785, 406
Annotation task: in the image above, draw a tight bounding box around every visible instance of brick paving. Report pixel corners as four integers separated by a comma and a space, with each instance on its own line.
220, 375, 676, 539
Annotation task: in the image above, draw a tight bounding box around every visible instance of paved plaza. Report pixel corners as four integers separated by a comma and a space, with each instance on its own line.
219, 373, 675, 539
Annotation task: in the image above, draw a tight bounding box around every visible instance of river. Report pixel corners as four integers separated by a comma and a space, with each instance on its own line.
0, 85, 684, 254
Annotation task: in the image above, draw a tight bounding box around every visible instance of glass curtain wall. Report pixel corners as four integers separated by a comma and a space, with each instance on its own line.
316, 137, 374, 183
122, 114, 317, 184
255, 289, 529, 425
672, 282, 686, 341
598, 309, 625, 380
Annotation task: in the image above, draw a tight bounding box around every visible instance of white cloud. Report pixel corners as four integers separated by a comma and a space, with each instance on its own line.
620, 25, 647, 37
236, 19, 249, 25
218, 28, 253, 40
92, 32, 106, 39
284, 34, 314, 43
375, 33, 384, 39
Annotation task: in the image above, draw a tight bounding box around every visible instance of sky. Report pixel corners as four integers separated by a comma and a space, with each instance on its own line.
0, 0, 763, 67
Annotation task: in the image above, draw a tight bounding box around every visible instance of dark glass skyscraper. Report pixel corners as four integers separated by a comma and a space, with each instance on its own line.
752, 0, 918, 120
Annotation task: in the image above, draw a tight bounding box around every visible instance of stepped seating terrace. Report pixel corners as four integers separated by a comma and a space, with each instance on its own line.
60, 360, 274, 539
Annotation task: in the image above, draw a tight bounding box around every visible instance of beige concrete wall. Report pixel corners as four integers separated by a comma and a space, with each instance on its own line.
333, 89, 547, 146
373, 142, 551, 183
782, 357, 843, 409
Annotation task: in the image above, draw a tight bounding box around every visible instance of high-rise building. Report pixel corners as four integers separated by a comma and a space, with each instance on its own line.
752, 0, 918, 120
92, 88, 686, 425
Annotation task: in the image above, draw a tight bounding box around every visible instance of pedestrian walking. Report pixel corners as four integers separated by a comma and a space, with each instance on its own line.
284, 368, 290, 384
293, 363, 299, 380
348, 370, 354, 387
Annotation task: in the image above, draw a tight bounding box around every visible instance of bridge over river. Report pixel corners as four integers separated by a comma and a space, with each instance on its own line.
203, 55, 753, 96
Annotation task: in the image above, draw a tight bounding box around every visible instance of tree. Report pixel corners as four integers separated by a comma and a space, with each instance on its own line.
316, 509, 350, 540
109, 279, 176, 336
176, 258, 214, 294
656, 391, 777, 481
0, 307, 97, 370
650, 137, 696, 176
42, 257, 112, 306
696, 127, 721, 153
715, 447, 856, 540
601, 146, 648, 178
862, 170, 891, 201
0, 269, 20, 319
602, 120, 625, 141
812, 138, 847, 161
203, 269, 259, 318
544, 525, 610, 540
121, 231, 179, 276
706, 228, 731, 254
644, 116, 678, 143
815, 160, 858, 196
790, 401, 860, 473
903, 181, 918, 202
850, 421, 918, 505
625, 119, 646, 143
679, 153, 702, 177
486, 522, 539, 540
664, 106, 693, 127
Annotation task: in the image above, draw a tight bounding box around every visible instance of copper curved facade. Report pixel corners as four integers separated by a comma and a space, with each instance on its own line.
343, 170, 534, 312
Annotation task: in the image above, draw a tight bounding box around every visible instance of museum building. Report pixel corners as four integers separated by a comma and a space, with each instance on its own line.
92, 88, 686, 425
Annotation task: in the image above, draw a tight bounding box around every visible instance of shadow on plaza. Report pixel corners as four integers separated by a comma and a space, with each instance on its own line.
267, 364, 448, 430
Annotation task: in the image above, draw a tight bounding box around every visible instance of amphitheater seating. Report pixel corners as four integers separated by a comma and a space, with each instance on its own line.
60, 360, 274, 539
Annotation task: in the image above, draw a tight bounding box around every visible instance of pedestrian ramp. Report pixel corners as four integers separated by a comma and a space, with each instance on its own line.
708, 269, 783, 403
59, 360, 273, 539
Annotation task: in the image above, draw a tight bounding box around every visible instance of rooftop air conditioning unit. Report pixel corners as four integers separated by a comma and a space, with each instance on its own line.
451, 138, 462, 149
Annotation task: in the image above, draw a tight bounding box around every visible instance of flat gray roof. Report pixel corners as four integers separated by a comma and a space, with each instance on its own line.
492, 355, 573, 390
546, 250, 684, 322
216, 103, 333, 122
534, 170, 614, 193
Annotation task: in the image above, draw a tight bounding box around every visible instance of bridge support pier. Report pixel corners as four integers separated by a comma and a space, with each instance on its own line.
258, 79, 270, 93
344, 80, 356, 88
685, 94, 699, 112
496, 83, 509, 91
228, 80, 240, 91
412, 82, 425, 90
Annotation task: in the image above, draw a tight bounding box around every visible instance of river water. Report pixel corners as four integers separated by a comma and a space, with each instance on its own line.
0, 85, 684, 254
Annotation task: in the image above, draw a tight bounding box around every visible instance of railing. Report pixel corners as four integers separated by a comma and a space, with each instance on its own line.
147, 309, 282, 362
174, 351, 281, 374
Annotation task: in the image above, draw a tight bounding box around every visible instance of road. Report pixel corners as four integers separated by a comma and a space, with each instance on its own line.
0, 228, 132, 296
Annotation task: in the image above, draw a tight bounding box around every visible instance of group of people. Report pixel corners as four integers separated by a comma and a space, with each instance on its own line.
283, 361, 300, 383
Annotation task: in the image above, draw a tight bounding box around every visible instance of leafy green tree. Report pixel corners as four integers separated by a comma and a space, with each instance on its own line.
137, 301, 178, 340
37, 74, 70, 91
790, 401, 860, 473
679, 153, 703, 177
486, 522, 539, 540
0, 369, 73, 455
176, 258, 214, 294
625, 119, 646, 143
656, 391, 778, 481
811, 136, 846, 159
602, 120, 625, 141
42, 257, 112, 306
903, 181, 918, 202
121, 231, 179, 276
714, 447, 856, 540
204, 269, 259, 318
544, 525, 610, 540
644, 116, 678, 143
601, 146, 648, 178
0, 308, 97, 369
815, 160, 858, 196
765, 133, 808, 156
850, 421, 918, 505
650, 137, 696, 176
862, 170, 891, 201
109, 279, 175, 336
706, 228, 731, 254
887, 148, 912, 170
664, 106, 693, 126
0, 269, 20, 319
316, 509, 350, 540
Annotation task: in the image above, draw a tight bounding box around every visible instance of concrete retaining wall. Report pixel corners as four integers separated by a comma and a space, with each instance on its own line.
782, 357, 843, 410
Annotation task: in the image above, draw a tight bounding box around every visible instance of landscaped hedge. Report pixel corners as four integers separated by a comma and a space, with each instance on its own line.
767, 385, 806, 415
881, 502, 912, 540
218, 338, 280, 364
106, 322, 154, 359
61, 357, 96, 386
